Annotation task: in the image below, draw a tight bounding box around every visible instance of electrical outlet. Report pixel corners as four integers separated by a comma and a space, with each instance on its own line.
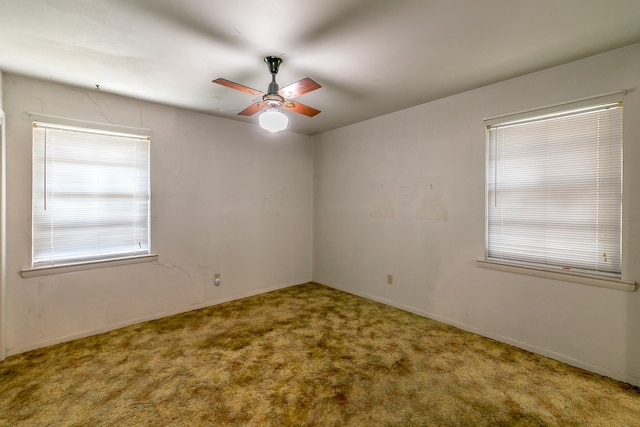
214, 273, 221, 286
387, 274, 393, 284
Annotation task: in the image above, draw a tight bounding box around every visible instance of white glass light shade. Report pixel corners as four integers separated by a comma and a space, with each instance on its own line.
259, 108, 288, 132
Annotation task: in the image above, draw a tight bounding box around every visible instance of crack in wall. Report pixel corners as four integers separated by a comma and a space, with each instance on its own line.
71, 88, 114, 124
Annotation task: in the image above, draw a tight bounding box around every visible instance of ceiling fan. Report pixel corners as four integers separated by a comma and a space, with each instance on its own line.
213, 56, 321, 132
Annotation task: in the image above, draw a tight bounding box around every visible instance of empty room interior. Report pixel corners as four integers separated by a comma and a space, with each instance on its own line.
1, 1, 640, 425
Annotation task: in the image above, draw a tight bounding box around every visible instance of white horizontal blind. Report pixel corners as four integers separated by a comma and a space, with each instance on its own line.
32, 122, 150, 267
487, 102, 622, 276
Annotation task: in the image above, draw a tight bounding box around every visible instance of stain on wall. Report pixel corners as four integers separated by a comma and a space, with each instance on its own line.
369, 179, 448, 221
415, 178, 448, 221
370, 182, 394, 218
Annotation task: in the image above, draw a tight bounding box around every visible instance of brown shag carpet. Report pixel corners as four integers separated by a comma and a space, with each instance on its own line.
1, 282, 639, 426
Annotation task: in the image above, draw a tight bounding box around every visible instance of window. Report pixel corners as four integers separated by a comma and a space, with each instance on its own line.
31, 121, 150, 267
486, 98, 622, 278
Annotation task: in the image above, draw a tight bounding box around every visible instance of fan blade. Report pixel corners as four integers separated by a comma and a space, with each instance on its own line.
213, 78, 264, 97
279, 78, 321, 99
238, 102, 268, 116
283, 101, 321, 117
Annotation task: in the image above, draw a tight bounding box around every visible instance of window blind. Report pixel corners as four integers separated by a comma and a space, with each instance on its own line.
32, 122, 150, 267
486, 102, 622, 276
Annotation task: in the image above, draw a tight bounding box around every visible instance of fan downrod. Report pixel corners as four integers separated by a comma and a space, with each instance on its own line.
264, 56, 283, 97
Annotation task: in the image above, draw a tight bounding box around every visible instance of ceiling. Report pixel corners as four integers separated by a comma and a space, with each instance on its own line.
1, 0, 640, 136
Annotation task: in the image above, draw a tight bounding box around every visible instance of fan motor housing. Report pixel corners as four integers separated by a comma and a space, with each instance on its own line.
264, 93, 284, 108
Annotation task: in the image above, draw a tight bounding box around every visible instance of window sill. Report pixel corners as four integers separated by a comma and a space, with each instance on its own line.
20, 254, 158, 278
476, 259, 636, 292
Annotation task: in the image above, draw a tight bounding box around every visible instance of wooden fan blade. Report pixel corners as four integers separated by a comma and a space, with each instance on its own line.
238, 101, 268, 116
279, 77, 321, 99
283, 101, 321, 117
213, 78, 264, 97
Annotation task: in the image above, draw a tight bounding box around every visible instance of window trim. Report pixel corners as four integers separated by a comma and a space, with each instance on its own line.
483, 91, 627, 127
482, 92, 636, 291
476, 259, 636, 292
28, 113, 151, 136
21, 254, 158, 278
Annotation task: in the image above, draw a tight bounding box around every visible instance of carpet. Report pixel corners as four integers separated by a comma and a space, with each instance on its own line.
1, 282, 639, 426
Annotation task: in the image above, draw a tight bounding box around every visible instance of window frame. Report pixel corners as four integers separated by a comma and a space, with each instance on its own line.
22, 115, 156, 277
479, 93, 636, 291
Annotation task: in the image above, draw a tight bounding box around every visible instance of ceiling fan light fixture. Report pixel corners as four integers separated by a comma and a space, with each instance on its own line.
259, 108, 288, 132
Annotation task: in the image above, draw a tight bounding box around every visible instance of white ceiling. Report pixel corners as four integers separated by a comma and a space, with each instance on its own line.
1, 0, 640, 135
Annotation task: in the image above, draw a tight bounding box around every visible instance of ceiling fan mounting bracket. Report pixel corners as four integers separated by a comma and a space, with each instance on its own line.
264, 56, 283, 75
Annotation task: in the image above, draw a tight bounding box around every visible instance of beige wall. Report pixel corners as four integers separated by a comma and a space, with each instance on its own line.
3, 74, 313, 354
313, 43, 640, 386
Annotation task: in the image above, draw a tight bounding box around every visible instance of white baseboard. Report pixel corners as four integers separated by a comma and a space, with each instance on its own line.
6, 280, 303, 357
314, 279, 640, 388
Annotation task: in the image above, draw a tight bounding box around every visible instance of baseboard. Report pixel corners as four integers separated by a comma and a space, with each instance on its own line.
314, 279, 640, 388
6, 280, 304, 357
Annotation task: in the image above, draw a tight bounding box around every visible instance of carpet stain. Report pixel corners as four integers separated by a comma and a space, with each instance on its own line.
1, 283, 639, 426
